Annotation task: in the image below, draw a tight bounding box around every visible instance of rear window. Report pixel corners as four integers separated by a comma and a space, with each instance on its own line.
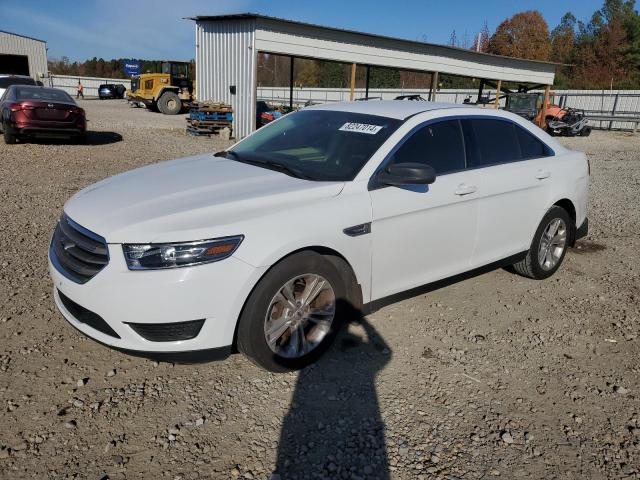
463, 119, 522, 167
15, 87, 74, 103
0, 76, 36, 89
515, 126, 553, 159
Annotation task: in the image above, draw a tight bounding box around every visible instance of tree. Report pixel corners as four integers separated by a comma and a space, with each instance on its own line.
471, 21, 490, 53
449, 30, 458, 47
488, 10, 551, 60
551, 13, 577, 63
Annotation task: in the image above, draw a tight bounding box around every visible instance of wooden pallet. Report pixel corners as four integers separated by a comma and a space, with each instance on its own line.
186, 122, 233, 137
190, 101, 233, 113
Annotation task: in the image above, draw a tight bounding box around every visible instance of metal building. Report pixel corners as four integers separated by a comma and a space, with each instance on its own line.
0, 31, 48, 79
190, 13, 558, 138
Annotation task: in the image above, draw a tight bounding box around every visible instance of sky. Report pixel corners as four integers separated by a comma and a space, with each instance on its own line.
1, 0, 605, 62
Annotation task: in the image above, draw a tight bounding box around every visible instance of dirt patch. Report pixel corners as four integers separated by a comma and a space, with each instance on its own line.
0, 112, 639, 480
573, 240, 607, 254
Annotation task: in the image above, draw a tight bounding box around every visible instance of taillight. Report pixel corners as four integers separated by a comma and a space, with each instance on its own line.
9, 103, 34, 112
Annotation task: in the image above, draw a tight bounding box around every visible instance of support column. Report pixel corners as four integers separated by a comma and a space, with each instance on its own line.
289, 56, 294, 108
349, 63, 357, 101
429, 72, 439, 101
494, 80, 502, 109
365, 65, 371, 99
539, 85, 551, 129
476, 79, 485, 104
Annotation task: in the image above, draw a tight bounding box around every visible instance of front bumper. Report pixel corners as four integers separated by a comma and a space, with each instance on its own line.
48, 243, 265, 357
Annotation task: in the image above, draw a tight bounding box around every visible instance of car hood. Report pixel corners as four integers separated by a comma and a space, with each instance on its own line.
64, 153, 345, 243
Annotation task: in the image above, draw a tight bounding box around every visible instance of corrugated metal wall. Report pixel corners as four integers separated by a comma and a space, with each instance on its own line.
0, 31, 48, 78
196, 19, 256, 138
49, 74, 131, 97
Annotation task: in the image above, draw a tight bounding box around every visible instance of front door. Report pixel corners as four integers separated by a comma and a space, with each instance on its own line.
369, 119, 481, 300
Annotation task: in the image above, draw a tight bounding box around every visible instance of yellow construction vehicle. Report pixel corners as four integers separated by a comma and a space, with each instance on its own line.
127, 61, 194, 115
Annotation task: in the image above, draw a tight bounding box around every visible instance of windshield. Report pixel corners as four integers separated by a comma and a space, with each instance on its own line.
230, 109, 402, 181
508, 95, 539, 112
15, 87, 75, 103
162, 62, 189, 78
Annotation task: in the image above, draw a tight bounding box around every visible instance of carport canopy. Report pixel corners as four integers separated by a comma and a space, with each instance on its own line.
190, 13, 559, 137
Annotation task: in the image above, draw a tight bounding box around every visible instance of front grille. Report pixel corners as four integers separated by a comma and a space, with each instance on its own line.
50, 214, 109, 284
57, 289, 120, 339
126, 319, 205, 342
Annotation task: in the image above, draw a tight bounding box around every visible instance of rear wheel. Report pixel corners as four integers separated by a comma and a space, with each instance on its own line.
157, 92, 182, 115
237, 251, 345, 372
513, 206, 571, 280
3, 123, 17, 144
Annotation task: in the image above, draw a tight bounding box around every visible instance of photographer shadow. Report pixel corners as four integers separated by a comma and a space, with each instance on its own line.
274, 311, 391, 479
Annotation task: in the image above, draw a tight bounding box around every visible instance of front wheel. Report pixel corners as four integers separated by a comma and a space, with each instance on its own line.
513, 206, 572, 280
237, 251, 345, 372
157, 92, 182, 115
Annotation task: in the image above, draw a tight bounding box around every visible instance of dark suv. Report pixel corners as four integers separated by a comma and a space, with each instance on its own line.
98, 84, 126, 99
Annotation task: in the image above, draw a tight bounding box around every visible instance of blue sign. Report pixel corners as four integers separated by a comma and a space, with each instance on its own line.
123, 60, 140, 77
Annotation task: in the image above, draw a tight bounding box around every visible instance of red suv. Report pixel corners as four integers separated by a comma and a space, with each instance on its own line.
0, 85, 86, 144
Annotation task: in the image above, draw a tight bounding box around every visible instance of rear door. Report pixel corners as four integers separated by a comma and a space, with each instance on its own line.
462, 118, 555, 266
369, 119, 483, 300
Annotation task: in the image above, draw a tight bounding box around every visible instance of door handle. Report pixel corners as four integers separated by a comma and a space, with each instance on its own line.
454, 184, 477, 196
535, 170, 551, 180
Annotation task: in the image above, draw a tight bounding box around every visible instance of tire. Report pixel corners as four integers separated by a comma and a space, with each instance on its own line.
157, 92, 182, 115
513, 206, 572, 280
237, 251, 347, 372
3, 123, 17, 144
579, 127, 592, 137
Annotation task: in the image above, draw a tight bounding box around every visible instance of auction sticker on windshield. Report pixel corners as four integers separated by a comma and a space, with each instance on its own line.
339, 123, 383, 134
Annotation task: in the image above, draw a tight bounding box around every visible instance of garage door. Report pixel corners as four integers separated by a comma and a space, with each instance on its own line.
0, 54, 30, 75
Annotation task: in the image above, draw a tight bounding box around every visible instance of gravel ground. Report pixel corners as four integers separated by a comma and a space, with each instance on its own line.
1, 100, 639, 480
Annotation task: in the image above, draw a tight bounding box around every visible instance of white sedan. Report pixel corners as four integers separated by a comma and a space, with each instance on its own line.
48, 101, 589, 371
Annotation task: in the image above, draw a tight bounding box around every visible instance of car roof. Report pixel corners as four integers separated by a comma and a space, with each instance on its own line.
306, 100, 474, 120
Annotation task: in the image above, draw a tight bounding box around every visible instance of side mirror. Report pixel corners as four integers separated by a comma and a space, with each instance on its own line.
376, 162, 436, 186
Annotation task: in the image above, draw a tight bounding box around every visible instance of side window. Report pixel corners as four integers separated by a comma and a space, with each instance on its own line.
463, 119, 522, 167
391, 120, 465, 174
515, 125, 553, 159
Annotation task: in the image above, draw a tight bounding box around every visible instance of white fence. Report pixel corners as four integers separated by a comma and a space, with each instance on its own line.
258, 87, 640, 131
47, 74, 131, 97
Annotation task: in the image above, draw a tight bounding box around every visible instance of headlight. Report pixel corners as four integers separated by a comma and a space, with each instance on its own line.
123, 236, 244, 270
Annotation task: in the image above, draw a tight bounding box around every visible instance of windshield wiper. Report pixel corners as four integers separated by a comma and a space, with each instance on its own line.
214, 150, 241, 159
257, 160, 311, 180
214, 150, 310, 180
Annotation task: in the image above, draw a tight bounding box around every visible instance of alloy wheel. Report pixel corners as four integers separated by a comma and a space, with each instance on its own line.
264, 274, 336, 359
537, 218, 567, 270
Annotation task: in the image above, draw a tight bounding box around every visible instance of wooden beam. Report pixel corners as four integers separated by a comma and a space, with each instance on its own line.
365, 65, 370, 99
430, 72, 439, 102
494, 80, 502, 109
289, 56, 294, 108
349, 63, 357, 101
539, 85, 551, 129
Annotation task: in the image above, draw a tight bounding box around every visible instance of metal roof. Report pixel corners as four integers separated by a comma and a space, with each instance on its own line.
306, 100, 473, 119
0, 30, 47, 44
188, 13, 561, 68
